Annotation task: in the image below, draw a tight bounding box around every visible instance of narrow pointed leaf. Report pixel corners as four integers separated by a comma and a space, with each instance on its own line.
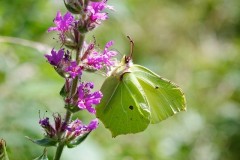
33, 148, 48, 160
66, 132, 90, 148
59, 84, 67, 98
26, 136, 57, 147
65, 105, 80, 113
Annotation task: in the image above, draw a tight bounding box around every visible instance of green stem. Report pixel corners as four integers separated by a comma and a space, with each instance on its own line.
76, 34, 85, 64
53, 33, 86, 160
53, 142, 64, 160
53, 110, 72, 160
70, 33, 85, 97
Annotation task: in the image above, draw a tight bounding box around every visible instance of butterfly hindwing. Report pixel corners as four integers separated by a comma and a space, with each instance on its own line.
130, 65, 186, 124
96, 73, 150, 137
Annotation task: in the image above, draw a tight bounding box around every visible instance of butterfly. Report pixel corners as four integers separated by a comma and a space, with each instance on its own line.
96, 37, 186, 137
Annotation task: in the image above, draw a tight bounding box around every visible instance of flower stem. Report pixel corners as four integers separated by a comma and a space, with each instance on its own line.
53, 33, 86, 160
53, 142, 64, 160
76, 34, 85, 64
53, 110, 72, 160
70, 33, 85, 96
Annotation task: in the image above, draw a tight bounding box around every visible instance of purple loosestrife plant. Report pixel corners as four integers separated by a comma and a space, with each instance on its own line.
27, 0, 186, 159
29, 0, 117, 159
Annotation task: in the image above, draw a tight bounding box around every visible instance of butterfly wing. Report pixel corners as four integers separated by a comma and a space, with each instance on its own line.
96, 73, 150, 137
130, 65, 186, 124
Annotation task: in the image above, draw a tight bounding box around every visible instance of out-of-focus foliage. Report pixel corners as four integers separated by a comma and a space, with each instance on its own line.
0, 0, 240, 160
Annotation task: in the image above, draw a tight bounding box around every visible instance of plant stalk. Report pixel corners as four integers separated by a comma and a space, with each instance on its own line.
53, 33, 86, 160
53, 110, 72, 160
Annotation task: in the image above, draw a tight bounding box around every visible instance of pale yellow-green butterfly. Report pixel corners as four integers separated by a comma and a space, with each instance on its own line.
96, 37, 186, 137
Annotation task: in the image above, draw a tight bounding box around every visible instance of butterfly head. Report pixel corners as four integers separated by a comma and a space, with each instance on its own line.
108, 36, 134, 79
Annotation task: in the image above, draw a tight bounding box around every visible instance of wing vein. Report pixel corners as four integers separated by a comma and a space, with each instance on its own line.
102, 81, 121, 112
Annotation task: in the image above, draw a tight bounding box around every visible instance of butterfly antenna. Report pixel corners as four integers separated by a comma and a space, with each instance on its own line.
127, 36, 134, 59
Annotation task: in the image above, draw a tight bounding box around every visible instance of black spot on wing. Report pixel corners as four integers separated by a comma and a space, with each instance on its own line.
129, 105, 134, 110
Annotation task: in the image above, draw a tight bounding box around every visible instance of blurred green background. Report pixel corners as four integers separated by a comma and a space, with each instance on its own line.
1, 0, 240, 159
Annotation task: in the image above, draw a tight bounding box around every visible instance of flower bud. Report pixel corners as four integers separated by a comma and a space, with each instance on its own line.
64, 0, 83, 14
64, 31, 78, 49
55, 59, 71, 78
77, 20, 89, 34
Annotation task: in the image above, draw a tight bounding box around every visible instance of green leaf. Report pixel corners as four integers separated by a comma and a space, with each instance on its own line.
96, 56, 186, 137
66, 132, 90, 148
59, 84, 67, 98
26, 136, 58, 147
65, 105, 80, 113
33, 148, 48, 160
0, 139, 9, 160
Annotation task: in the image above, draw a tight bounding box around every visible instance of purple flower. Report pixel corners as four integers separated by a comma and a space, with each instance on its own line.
45, 49, 64, 66
53, 113, 67, 133
87, 118, 99, 130
48, 11, 74, 33
102, 40, 118, 66
39, 117, 56, 138
39, 114, 67, 138
85, 0, 113, 31
66, 119, 98, 137
48, 11, 74, 43
39, 117, 50, 127
83, 41, 118, 71
77, 82, 103, 114
67, 119, 84, 136
65, 61, 82, 79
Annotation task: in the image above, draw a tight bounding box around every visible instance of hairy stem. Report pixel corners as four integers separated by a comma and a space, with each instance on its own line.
53, 33, 86, 160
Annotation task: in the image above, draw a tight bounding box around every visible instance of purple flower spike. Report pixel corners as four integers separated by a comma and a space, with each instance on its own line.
65, 61, 82, 79
48, 11, 74, 33
45, 49, 64, 66
77, 82, 103, 114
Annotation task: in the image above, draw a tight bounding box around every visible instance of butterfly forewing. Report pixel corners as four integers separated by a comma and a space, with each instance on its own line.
96, 73, 150, 137
130, 65, 186, 124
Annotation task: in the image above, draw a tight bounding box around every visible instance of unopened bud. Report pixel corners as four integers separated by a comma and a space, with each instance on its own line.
64, 0, 83, 14
55, 60, 71, 78
78, 20, 89, 34
64, 31, 78, 49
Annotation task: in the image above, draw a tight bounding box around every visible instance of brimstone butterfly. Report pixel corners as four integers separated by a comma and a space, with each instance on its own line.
96, 37, 186, 137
